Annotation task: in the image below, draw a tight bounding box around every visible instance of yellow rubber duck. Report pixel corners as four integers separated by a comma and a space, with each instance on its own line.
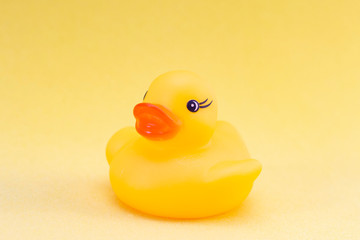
106, 71, 262, 219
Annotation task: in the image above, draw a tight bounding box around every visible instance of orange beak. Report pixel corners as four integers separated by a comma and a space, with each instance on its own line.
133, 103, 181, 141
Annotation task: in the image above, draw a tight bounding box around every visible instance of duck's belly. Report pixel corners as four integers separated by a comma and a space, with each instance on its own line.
109, 122, 257, 218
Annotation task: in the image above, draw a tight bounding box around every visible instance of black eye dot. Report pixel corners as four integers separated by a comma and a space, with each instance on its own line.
187, 100, 199, 112
143, 91, 148, 100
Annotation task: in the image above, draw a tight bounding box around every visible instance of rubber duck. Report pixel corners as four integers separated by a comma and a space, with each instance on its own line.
106, 70, 261, 219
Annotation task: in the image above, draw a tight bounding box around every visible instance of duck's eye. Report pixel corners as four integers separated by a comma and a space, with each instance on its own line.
143, 91, 148, 100
187, 100, 199, 112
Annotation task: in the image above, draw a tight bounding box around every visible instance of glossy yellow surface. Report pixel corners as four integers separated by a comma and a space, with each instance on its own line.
106, 71, 261, 218
2, 0, 360, 238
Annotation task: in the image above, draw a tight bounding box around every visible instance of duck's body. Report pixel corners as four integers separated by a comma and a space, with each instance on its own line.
107, 121, 261, 218
106, 71, 261, 219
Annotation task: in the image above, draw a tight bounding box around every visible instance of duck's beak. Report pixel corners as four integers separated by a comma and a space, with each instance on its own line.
133, 103, 181, 141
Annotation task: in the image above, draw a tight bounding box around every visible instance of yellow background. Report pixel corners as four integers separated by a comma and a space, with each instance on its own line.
1, 0, 359, 239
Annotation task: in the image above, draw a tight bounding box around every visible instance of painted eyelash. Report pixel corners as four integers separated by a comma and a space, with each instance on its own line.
199, 98, 208, 105
199, 100, 213, 108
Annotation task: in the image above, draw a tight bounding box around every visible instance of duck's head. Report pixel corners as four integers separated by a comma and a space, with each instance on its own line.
133, 70, 217, 149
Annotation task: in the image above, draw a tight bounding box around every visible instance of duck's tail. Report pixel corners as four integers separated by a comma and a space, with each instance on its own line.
204, 159, 262, 183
